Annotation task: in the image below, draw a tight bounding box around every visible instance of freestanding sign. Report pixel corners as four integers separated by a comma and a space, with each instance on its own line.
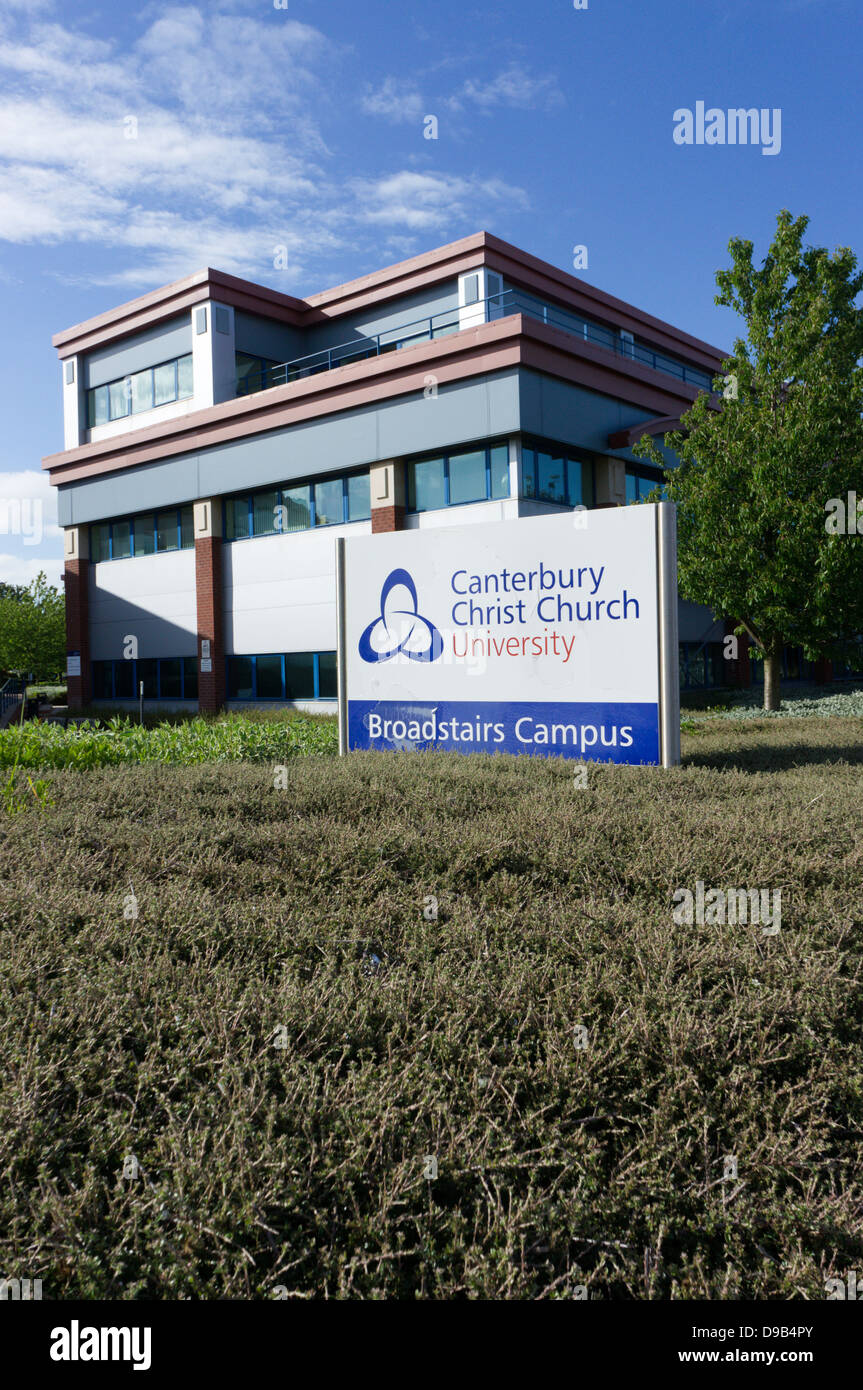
336, 503, 680, 766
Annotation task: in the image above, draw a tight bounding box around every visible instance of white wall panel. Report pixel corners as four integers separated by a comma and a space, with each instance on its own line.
223, 522, 371, 655
89, 550, 197, 660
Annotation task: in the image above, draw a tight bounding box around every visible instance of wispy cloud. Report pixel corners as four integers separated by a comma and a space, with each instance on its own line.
0, 3, 531, 291
354, 170, 529, 230
452, 64, 565, 113
360, 77, 425, 125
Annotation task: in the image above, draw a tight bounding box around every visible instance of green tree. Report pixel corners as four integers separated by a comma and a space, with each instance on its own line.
636, 210, 863, 710
0, 572, 66, 681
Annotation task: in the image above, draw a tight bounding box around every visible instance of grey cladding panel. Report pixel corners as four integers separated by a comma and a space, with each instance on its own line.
57, 370, 521, 522
85, 316, 193, 389
234, 311, 304, 363
63, 454, 200, 525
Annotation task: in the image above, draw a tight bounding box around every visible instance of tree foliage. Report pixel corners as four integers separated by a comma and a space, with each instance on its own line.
0, 572, 66, 680
635, 210, 863, 709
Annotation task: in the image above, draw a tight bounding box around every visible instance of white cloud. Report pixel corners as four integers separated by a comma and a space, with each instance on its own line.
355, 170, 529, 230
452, 64, 565, 113
361, 77, 425, 125
0, 470, 63, 584
0, 4, 531, 289
0, 553, 64, 589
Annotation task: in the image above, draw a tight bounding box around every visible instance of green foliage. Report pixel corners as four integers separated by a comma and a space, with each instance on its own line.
0, 724, 861, 1298
0, 712, 337, 770
635, 209, 863, 698
0, 571, 66, 680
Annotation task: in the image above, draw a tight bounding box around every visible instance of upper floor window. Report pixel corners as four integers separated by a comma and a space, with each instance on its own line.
87, 354, 193, 427
626, 472, 665, 504
236, 351, 282, 395
407, 443, 510, 512
90, 506, 194, 562
522, 445, 593, 508
224, 470, 371, 540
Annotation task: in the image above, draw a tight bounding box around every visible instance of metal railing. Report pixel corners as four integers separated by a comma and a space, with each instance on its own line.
0, 677, 24, 724
236, 288, 717, 398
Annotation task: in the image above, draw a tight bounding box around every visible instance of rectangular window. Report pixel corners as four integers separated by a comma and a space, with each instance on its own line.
159, 658, 182, 699
318, 651, 337, 699
256, 654, 283, 700
626, 472, 640, 505
177, 354, 193, 399
253, 490, 280, 537
91, 523, 111, 563
180, 506, 194, 549
131, 368, 154, 414
537, 452, 566, 504
346, 472, 370, 521
522, 447, 536, 499
280, 484, 311, 532
156, 511, 179, 552
225, 497, 251, 540
109, 379, 130, 421
89, 386, 109, 428
92, 661, 113, 699
490, 445, 510, 500
112, 519, 132, 559
183, 657, 198, 700
114, 661, 134, 698
463, 273, 480, 305
566, 459, 588, 507
153, 361, 177, 406
447, 449, 487, 506
227, 656, 254, 700
314, 476, 344, 527
285, 651, 315, 699
137, 659, 158, 699
408, 457, 446, 512
134, 516, 156, 556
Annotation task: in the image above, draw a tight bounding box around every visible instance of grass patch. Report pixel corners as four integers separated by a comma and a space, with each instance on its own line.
0, 712, 337, 769
0, 718, 861, 1299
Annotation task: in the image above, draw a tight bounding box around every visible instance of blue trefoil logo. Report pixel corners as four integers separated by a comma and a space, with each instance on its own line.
358, 568, 443, 664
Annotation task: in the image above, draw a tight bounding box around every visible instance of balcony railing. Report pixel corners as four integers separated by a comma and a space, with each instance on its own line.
236, 288, 717, 397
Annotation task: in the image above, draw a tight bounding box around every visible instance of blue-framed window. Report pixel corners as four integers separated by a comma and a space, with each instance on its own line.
236, 351, 282, 394
91, 657, 199, 700
679, 642, 727, 690
87, 354, 193, 427
626, 471, 666, 504
521, 443, 594, 508
226, 652, 337, 701
90, 507, 195, 563
406, 442, 510, 512
224, 472, 371, 540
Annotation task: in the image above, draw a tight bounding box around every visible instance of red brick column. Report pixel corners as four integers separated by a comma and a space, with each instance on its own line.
63, 527, 90, 709
812, 656, 834, 685
194, 499, 225, 714
371, 504, 405, 533
723, 621, 751, 688
369, 461, 405, 532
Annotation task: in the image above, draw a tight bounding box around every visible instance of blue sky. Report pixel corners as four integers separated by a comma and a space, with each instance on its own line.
1, 0, 860, 586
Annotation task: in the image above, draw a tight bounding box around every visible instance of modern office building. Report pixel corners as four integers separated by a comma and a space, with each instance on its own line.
45, 231, 746, 713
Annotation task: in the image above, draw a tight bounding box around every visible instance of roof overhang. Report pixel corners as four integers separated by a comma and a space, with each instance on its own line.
44, 313, 713, 488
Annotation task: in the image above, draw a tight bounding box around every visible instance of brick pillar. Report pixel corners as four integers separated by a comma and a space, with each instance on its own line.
369, 460, 405, 532
194, 498, 225, 714
63, 526, 90, 709
813, 656, 834, 685
723, 621, 751, 687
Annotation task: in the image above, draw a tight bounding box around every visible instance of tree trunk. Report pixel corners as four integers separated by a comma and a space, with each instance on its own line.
763, 640, 783, 712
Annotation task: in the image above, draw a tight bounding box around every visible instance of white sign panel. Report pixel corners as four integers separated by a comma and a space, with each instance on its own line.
339, 505, 679, 765
66, 652, 81, 677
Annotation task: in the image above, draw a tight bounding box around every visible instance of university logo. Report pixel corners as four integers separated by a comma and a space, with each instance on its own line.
358, 568, 443, 664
